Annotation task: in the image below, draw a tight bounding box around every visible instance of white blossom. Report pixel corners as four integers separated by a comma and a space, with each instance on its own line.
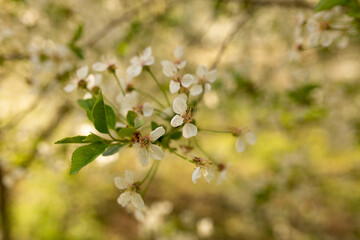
114, 170, 145, 210
235, 131, 256, 153
190, 65, 217, 96
170, 94, 197, 138
92, 57, 117, 72
161, 61, 193, 94
126, 47, 154, 78
64, 66, 90, 93
134, 127, 166, 166
192, 165, 214, 184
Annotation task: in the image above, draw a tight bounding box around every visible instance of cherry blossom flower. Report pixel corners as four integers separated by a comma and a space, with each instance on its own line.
92, 57, 117, 72
234, 129, 256, 153
126, 47, 154, 78
114, 170, 145, 210
161, 61, 194, 94
192, 165, 214, 184
133, 102, 154, 117
133, 127, 166, 166
190, 65, 217, 96
170, 94, 197, 138
216, 163, 232, 185
64, 66, 90, 93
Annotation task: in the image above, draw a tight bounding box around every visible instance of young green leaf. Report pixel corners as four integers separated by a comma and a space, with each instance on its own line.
102, 144, 124, 156
134, 116, 145, 128
55, 136, 88, 144
117, 127, 136, 138
151, 121, 159, 131
92, 91, 109, 133
126, 111, 137, 126
83, 133, 107, 143
315, 0, 353, 12
105, 105, 116, 129
78, 98, 96, 121
70, 142, 107, 175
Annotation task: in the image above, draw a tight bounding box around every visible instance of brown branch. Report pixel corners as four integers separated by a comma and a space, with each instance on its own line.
0, 163, 11, 240
84, 0, 153, 48
211, 15, 251, 69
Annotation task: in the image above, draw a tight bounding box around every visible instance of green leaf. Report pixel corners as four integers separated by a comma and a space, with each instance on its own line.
69, 44, 84, 60
117, 127, 136, 138
70, 142, 107, 175
83, 133, 107, 143
78, 98, 96, 121
288, 84, 319, 106
70, 24, 84, 44
102, 144, 124, 156
126, 111, 137, 126
134, 116, 145, 128
315, 0, 355, 12
92, 91, 109, 134
55, 136, 87, 144
105, 105, 116, 129
169, 131, 182, 140
151, 121, 159, 131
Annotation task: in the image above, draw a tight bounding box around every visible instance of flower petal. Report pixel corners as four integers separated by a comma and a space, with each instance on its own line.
181, 74, 194, 88
172, 94, 187, 115
190, 84, 203, 96
170, 115, 183, 127
182, 123, 197, 138
206, 69, 217, 83
235, 137, 246, 153
117, 191, 131, 207
174, 46, 184, 59
196, 65, 207, 78
149, 144, 165, 160
76, 66, 88, 79
161, 60, 177, 77
135, 143, 149, 166
245, 132, 256, 145
202, 167, 214, 183
142, 102, 153, 117
169, 80, 181, 93
92, 62, 108, 72
131, 192, 145, 210
125, 170, 134, 184
126, 64, 142, 78
64, 83, 76, 93
114, 177, 127, 190
192, 167, 202, 184
149, 126, 165, 141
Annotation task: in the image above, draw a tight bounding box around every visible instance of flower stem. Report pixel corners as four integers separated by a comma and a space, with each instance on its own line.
134, 87, 165, 109
141, 160, 160, 197
139, 160, 156, 186
111, 72, 126, 96
170, 150, 195, 164
145, 67, 171, 107
198, 128, 232, 134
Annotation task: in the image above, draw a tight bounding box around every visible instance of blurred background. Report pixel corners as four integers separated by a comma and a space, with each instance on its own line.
1, 0, 360, 239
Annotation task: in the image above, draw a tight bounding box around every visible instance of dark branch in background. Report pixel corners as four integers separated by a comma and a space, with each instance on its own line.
21, 103, 72, 168
0, 163, 11, 240
84, 0, 153, 48
211, 15, 251, 69
239, 0, 313, 9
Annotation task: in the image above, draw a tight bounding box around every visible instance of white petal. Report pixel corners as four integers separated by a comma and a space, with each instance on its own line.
206, 69, 217, 83
174, 46, 184, 59
170, 115, 183, 127
135, 144, 149, 166
205, 83, 211, 92
235, 137, 246, 153
149, 126, 165, 141
196, 65, 207, 78
126, 64, 142, 78
202, 167, 214, 183
192, 167, 202, 184
161, 60, 177, 77
143, 56, 154, 66
92, 62, 108, 72
114, 177, 127, 190
172, 94, 187, 115
125, 170, 134, 184
76, 66, 88, 79
245, 132, 256, 145
143, 47, 152, 58
64, 83, 76, 93
142, 102, 153, 117
130, 56, 141, 66
94, 74, 103, 85
190, 84, 203, 96
181, 74, 194, 88
182, 123, 197, 138
131, 192, 145, 210
117, 192, 131, 207
177, 60, 187, 69
169, 80, 181, 93
149, 144, 165, 160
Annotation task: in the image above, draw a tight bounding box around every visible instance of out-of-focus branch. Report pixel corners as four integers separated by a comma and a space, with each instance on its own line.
0, 53, 28, 62
238, 0, 313, 9
0, 163, 11, 240
21, 103, 72, 168
211, 15, 251, 69
84, 0, 153, 48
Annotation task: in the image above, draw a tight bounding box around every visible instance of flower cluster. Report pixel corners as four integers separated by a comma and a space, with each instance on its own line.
58, 45, 256, 219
